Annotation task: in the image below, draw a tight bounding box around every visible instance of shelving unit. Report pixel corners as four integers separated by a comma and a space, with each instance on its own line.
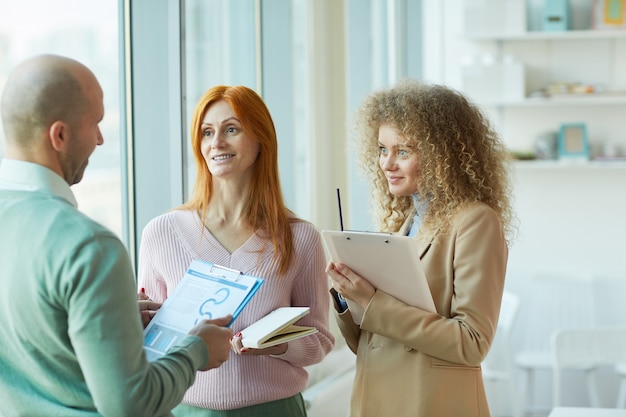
479, 94, 626, 108
514, 159, 626, 171
435, 3, 626, 413
460, 27, 626, 162
465, 29, 626, 42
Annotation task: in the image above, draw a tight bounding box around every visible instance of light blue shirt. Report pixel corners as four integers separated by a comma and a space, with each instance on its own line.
407, 194, 426, 237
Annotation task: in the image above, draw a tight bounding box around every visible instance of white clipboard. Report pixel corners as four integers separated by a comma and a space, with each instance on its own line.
321, 230, 436, 324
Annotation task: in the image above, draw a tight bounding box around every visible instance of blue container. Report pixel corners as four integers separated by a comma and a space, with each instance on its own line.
543, 0, 569, 31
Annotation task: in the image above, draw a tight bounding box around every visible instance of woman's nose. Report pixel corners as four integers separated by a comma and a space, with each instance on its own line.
381, 154, 396, 170
211, 131, 224, 148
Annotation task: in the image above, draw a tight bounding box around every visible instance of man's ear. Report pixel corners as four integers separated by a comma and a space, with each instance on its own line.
48, 120, 68, 152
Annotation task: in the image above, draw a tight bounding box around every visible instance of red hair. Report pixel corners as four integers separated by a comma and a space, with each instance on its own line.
181, 85, 296, 275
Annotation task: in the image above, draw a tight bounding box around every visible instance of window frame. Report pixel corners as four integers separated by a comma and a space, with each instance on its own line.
124, 0, 422, 267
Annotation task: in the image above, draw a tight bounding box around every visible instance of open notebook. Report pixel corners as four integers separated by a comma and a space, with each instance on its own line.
240, 307, 318, 349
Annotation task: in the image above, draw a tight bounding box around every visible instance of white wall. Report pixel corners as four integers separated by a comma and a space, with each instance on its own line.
508, 166, 626, 281
426, 0, 626, 308
425, 0, 626, 413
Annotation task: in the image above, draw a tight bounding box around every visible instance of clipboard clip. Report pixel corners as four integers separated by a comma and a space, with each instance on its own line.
344, 235, 390, 243
208, 264, 243, 282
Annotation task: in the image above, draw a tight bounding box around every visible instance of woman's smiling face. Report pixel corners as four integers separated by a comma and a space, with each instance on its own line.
378, 124, 419, 196
200, 99, 260, 181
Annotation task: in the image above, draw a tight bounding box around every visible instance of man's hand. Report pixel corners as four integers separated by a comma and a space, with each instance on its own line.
138, 300, 161, 328
137, 288, 160, 328
188, 315, 234, 371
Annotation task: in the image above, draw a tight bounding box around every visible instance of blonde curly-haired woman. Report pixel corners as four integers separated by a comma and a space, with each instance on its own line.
327, 80, 515, 417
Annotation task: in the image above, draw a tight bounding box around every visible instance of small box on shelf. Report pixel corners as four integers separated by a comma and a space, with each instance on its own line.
542, 0, 570, 31
593, 0, 626, 30
595, 141, 626, 161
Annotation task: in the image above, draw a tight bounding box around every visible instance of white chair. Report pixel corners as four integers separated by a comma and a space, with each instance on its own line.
615, 363, 626, 408
482, 290, 523, 417
551, 326, 626, 408
303, 344, 355, 417
616, 363, 626, 408
549, 407, 626, 417
594, 277, 626, 408
514, 275, 597, 414
303, 366, 355, 417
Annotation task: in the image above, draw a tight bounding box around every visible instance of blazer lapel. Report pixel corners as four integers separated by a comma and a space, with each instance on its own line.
416, 232, 437, 259
396, 210, 438, 260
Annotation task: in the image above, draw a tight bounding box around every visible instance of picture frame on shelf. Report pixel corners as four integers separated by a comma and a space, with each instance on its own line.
558, 123, 589, 161
593, 0, 626, 30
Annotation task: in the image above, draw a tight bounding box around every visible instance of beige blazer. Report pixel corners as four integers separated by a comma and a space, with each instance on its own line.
333, 201, 508, 417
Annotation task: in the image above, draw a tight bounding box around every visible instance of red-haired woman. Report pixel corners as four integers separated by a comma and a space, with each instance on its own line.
138, 85, 335, 417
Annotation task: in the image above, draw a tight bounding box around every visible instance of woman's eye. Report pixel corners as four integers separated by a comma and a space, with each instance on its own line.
225, 126, 239, 135
398, 149, 410, 158
379, 146, 388, 155
203, 130, 213, 137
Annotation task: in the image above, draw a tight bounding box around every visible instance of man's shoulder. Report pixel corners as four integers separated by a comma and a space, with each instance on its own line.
3, 190, 117, 241
0, 191, 128, 273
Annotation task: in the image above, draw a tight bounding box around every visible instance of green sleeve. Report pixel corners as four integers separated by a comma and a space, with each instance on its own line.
64, 233, 207, 416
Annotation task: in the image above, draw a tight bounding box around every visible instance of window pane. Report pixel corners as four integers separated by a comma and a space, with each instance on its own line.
184, 0, 257, 198
183, 0, 311, 219
0, 0, 123, 238
268, 0, 310, 219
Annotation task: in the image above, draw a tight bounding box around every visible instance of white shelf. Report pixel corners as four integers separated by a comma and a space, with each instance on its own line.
461, 17, 626, 164
478, 95, 626, 108
464, 30, 626, 42
514, 160, 626, 171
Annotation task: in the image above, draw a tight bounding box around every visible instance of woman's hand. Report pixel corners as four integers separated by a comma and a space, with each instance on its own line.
137, 288, 150, 301
326, 260, 376, 309
229, 332, 288, 356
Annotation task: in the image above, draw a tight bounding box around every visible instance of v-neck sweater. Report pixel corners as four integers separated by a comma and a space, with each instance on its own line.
138, 209, 335, 410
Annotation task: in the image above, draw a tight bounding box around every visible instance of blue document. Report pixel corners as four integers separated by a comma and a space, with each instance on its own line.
143, 260, 264, 361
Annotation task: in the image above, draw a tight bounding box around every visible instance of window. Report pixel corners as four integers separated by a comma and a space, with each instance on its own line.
0, 0, 123, 239
183, 0, 312, 219
129, 0, 423, 263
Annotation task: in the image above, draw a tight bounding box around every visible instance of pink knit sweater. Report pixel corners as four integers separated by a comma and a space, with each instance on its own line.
138, 209, 335, 410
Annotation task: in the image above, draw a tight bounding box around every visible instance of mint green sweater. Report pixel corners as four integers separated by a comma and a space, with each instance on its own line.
0, 187, 207, 417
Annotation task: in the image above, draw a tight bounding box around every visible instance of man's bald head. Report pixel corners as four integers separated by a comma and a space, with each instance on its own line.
0, 54, 98, 150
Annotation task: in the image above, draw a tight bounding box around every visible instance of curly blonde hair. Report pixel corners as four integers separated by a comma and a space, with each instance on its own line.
351, 80, 515, 242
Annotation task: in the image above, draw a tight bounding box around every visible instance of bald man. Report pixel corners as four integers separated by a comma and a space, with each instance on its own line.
0, 54, 233, 417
